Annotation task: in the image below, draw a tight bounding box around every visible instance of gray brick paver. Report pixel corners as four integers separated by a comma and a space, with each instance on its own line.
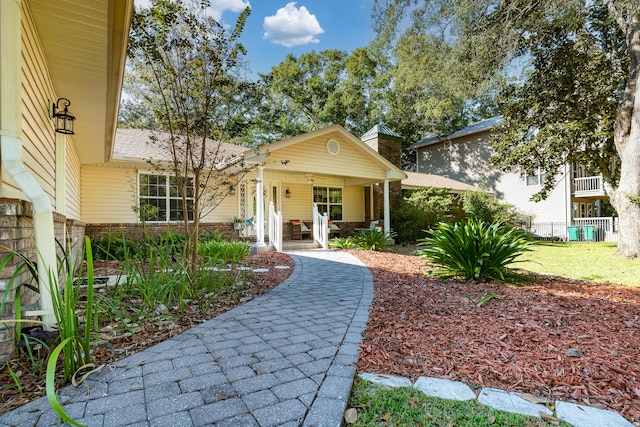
1, 251, 371, 427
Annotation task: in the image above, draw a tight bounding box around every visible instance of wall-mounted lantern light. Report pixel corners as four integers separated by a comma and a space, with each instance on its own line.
285, 188, 291, 199
50, 98, 75, 135
229, 184, 236, 195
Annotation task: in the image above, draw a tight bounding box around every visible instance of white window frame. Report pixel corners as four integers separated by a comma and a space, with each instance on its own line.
312, 186, 343, 221
525, 168, 546, 187
138, 172, 195, 223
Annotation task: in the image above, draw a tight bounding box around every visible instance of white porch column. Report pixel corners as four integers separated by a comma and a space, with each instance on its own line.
254, 166, 266, 247
383, 180, 390, 234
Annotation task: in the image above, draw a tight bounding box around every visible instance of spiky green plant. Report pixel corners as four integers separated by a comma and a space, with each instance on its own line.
353, 228, 396, 251
417, 218, 533, 283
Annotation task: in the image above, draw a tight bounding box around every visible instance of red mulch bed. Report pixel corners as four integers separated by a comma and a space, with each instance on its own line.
349, 249, 640, 424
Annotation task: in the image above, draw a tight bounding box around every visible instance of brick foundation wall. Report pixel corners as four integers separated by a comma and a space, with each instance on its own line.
0, 199, 84, 361
84, 222, 240, 243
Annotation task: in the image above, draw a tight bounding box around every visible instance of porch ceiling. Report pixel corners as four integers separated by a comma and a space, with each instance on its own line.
28, 0, 133, 164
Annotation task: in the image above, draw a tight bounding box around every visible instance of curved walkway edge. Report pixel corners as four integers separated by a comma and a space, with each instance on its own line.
0, 250, 373, 427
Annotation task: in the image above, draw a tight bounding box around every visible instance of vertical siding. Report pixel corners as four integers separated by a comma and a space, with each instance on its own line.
81, 166, 137, 223
19, 4, 57, 205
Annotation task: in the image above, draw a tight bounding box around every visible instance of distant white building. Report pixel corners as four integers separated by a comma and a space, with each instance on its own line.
411, 117, 616, 241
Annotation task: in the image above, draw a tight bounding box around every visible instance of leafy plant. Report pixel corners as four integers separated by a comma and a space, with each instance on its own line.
464, 293, 504, 307
328, 237, 357, 249
198, 240, 250, 265
49, 236, 96, 381
5, 362, 23, 395
417, 218, 533, 283
353, 228, 396, 251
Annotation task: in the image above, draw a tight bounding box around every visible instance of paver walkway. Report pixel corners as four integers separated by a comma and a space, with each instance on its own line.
0, 250, 373, 427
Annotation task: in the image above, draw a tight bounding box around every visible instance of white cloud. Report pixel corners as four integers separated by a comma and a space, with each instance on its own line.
263, 2, 324, 47
207, 0, 250, 21
134, 0, 250, 22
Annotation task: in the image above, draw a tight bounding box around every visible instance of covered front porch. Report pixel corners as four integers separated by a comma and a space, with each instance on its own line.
236, 125, 406, 252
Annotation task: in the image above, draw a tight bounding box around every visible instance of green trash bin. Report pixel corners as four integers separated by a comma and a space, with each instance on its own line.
583, 225, 595, 241
567, 226, 580, 241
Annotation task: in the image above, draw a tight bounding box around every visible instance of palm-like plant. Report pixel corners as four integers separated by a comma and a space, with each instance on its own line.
417, 218, 533, 283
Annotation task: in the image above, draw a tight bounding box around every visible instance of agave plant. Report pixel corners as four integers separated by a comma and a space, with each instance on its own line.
417, 218, 533, 283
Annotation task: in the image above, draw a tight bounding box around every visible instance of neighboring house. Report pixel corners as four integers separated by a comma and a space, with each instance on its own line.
402, 171, 485, 194
83, 125, 407, 250
0, 0, 133, 358
411, 116, 615, 241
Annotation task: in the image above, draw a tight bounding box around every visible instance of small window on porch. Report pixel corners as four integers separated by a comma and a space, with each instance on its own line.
313, 186, 343, 221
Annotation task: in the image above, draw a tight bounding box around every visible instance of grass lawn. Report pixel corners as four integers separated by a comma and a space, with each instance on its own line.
516, 241, 640, 286
347, 379, 569, 427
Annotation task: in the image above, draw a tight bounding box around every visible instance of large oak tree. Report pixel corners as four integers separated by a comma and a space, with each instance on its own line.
375, 0, 640, 257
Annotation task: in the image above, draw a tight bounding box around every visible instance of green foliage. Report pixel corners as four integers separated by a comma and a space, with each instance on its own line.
393, 188, 463, 244
198, 240, 250, 265
328, 237, 357, 249
417, 218, 533, 283
461, 190, 529, 228
353, 229, 397, 251
91, 232, 138, 261
50, 237, 96, 381
348, 378, 568, 426
328, 229, 395, 251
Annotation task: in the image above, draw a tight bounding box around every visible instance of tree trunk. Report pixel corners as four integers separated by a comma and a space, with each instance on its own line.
611, 75, 640, 258
608, 4, 640, 258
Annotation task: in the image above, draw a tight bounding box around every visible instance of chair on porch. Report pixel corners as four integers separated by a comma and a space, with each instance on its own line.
328, 221, 341, 238
356, 220, 382, 233
290, 220, 312, 240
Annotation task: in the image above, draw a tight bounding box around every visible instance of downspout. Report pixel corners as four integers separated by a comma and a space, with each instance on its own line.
1, 0, 57, 327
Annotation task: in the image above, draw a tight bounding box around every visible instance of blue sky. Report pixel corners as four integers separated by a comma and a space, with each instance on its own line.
235, 1, 376, 75
136, 1, 377, 76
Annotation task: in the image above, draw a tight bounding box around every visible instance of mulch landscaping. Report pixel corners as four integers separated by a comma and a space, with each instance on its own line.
348, 249, 640, 424
2, 249, 639, 425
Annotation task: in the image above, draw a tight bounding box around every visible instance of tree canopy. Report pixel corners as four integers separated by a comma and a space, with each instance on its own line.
374, 0, 640, 256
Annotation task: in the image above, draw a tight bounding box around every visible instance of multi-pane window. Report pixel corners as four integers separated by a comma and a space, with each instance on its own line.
313, 186, 343, 221
525, 168, 546, 186
139, 174, 194, 222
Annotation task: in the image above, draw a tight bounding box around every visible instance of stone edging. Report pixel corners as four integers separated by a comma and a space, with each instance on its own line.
357, 373, 635, 427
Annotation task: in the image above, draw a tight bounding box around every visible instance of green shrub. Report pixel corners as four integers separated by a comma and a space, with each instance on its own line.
91, 232, 138, 261
353, 229, 396, 251
462, 190, 529, 228
198, 240, 250, 264
199, 229, 224, 243
328, 237, 357, 249
392, 188, 464, 244
417, 218, 533, 283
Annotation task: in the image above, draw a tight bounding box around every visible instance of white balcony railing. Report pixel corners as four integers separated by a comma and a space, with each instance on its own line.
573, 175, 604, 196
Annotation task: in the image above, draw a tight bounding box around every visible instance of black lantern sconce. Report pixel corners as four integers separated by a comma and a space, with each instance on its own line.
285, 188, 291, 199
50, 98, 75, 135
229, 184, 236, 195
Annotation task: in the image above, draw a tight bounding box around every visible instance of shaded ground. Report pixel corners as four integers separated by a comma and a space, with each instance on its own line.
348, 249, 640, 424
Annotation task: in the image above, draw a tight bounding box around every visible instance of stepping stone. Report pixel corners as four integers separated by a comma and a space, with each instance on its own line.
358, 373, 411, 388
274, 265, 291, 269
414, 377, 476, 401
556, 401, 633, 427
253, 268, 269, 273
478, 388, 552, 418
